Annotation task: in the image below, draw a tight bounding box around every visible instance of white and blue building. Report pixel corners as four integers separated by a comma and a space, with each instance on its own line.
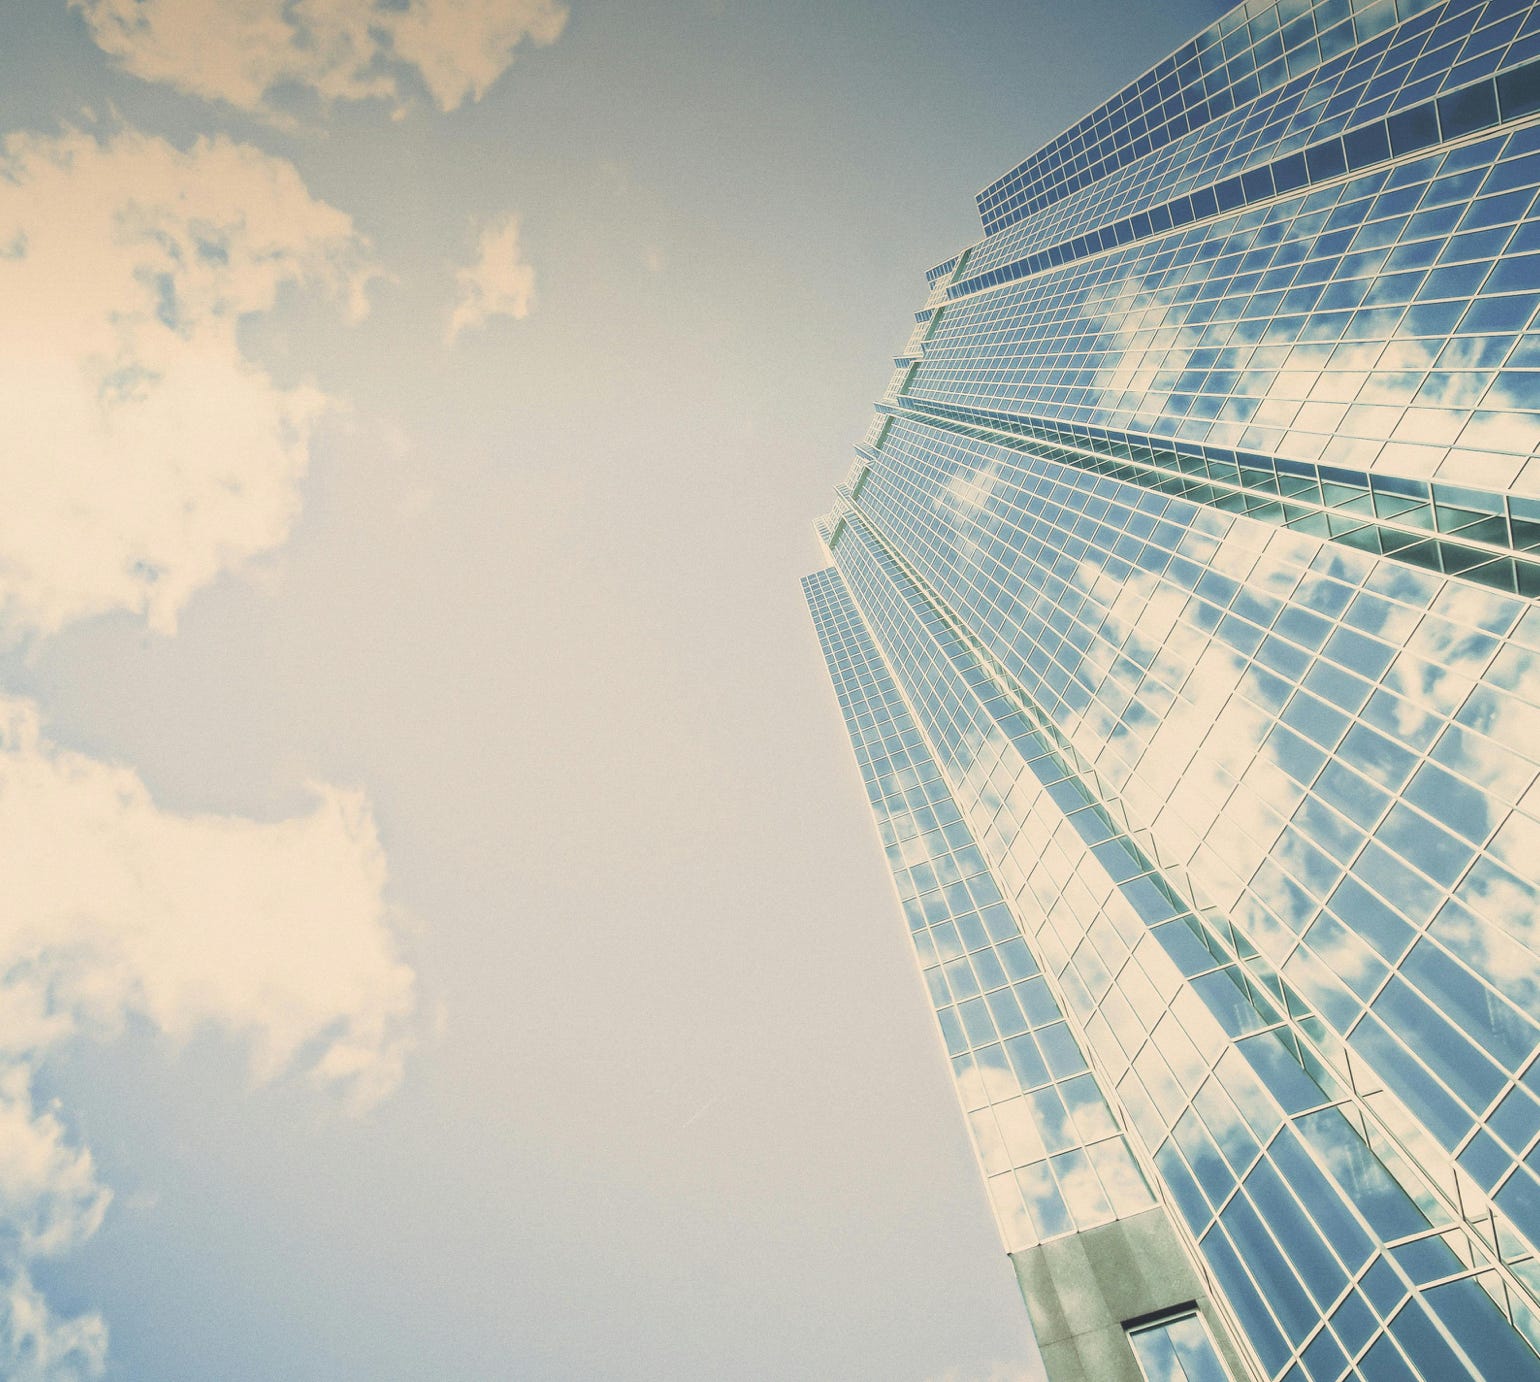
806, 2, 1540, 1377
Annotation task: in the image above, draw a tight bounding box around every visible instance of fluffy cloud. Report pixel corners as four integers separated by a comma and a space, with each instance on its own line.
0, 696, 417, 1375
0, 127, 373, 636
0, 1264, 107, 1382
0, 700, 416, 1105
0, 1066, 111, 1381
447, 214, 536, 342
0, 1069, 108, 1262
0, 123, 423, 1376
72, 0, 568, 115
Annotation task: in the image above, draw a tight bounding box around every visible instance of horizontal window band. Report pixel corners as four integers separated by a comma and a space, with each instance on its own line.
977, 0, 1524, 238
876, 397, 1540, 600
925, 254, 960, 286
952, 55, 1540, 303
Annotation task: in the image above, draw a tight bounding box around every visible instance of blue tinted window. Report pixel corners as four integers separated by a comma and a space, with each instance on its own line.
1438, 80, 1500, 138
1129, 1311, 1235, 1382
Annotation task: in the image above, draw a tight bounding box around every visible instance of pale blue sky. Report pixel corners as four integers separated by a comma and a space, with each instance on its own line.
0, 2, 1224, 1377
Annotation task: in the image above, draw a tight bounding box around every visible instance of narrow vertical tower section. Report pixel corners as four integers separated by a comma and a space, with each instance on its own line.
806, 560, 1250, 1382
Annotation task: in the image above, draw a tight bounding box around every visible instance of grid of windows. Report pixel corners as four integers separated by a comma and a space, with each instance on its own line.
853, 415, 1540, 1238
977, 0, 1535, 241
805, 1, 1540, 1378
875, 397, 1540, 597
957, 53, 1540, 300
805, 567, 1155, 1246
920, 120, 1540, 498
820, 514, 1540, 1379
926, 254, 961, 285
978, 0, 1383, 233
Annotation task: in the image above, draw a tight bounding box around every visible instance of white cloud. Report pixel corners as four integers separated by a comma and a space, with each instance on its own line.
72, 0, 568, 115
0, 1067, 110, 1377
0, 696, 417, 1375
0, 699, 417, 1106
0, 127, 374, 636
0, 123, 426, 1376
447, 214, 536, 343
0, 1070, 108, 1262
0, 1264, 107, 1382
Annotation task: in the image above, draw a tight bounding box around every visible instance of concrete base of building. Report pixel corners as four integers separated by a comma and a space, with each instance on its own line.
1009, 1207, 1256, 1382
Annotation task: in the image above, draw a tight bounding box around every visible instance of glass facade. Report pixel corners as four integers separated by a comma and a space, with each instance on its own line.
804, 3, 1540, 1379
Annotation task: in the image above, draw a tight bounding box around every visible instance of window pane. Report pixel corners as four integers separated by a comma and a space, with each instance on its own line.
1129, 1311, 1235, 1382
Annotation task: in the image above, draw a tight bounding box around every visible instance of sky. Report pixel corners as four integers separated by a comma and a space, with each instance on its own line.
0, 1, 1226, 1378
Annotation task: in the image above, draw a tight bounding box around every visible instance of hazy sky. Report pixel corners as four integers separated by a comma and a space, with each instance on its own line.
0, 1, 1225, 1377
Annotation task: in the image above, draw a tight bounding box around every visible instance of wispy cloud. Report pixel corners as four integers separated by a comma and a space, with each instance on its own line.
0, 122, 422, 1375
72, 0, 568, 117
0, 1259, 108, 1382
447, 214, 536, 343
0, 127, 374, 636
0, 697, 419, 1374
0, 699, 417, 1107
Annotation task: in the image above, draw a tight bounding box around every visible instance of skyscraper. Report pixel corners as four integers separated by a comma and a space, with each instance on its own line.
804, 2, 1540, 1379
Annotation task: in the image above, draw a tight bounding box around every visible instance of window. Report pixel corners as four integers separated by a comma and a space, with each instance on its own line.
1127, 1308, 1235, 1382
